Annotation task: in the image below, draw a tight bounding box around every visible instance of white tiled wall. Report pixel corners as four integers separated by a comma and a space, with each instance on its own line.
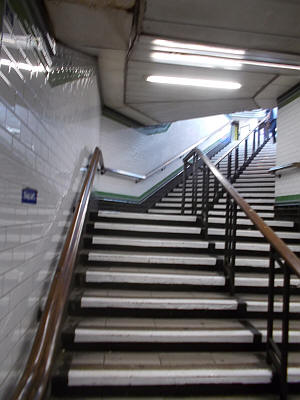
95, 114, 229, 198
276, 96, 300, 200
0, 20, 101, 399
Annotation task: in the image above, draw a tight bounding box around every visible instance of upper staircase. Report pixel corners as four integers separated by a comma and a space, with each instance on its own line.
49, 138, 300, 399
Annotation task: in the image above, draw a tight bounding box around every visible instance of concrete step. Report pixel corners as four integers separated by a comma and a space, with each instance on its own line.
209, 210, 274, 219
84, 267, 225, 286
80, 289, 239, 311
65, 351, 275, 387
219, 198, 274, 204
94, 222, 201, 234
71, 318, 254, 344
88, 251, 216, 266
208, 228, 300, 240
214, 204, 274, 211
97, 210, 197, 223
92, 235, 209, 249
239, 294, 300, 313
208, 217, 293, 228
215, 241, 300, 253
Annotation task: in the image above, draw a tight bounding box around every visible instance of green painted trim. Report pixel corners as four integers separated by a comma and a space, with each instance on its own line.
276, 194, 300, 203
93, 165, 183, 203
93, 134, 230, 203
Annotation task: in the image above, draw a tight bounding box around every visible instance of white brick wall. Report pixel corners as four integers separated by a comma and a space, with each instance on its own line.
276, 96, 300, 200
0, 17, 101, 399
95, 114, 230, 198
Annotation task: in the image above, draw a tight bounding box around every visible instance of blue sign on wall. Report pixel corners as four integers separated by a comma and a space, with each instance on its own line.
22, 188, 38, 204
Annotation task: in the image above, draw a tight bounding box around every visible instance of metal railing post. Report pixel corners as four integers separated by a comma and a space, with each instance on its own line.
181, 161, 188, 215
280, 263, 291, 400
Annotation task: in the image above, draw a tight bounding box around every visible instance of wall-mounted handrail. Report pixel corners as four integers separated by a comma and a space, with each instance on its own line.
269, 162, 300, 174
11, 147, 103, 400
102, 122, 231, 182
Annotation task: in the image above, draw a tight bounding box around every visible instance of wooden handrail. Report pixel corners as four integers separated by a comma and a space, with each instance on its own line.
195, 147, 300, 278
12, 147, 103, 400
269, 162, 300, 174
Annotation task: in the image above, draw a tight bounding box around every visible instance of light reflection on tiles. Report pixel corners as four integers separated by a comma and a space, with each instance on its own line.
0, 8, 100, 396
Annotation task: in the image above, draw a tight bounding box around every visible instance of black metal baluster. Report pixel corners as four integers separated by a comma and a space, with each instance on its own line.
280, 263, 291, 400
252, 130, 256, 154
235, 146, 239, 177
244, 138, 248, 163
267, 247, 276, 365
227, 153, 232, 181
194, 154, 199, 215
201, 164, 209, 237
192, 153, 197, 215
181, 160, 187, 215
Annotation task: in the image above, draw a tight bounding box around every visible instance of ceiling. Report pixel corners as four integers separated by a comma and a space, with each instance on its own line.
45, 0, 300, 126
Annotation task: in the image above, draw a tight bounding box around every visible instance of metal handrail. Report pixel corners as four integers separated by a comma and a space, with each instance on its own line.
103, 122, 231, 182
12, 147, 104, 400
195, 147, 300, 277
182, 141, 300, 399
214, 117, 268, 166
269, 162, 300, 174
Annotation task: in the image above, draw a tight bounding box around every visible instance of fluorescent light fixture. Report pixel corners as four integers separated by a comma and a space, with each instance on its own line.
151, 52, 242, 69
152, 39, 246, 55
0, 59, 46, 73
240, 59, 300, 71
151, 51, 300, 72
146, 75, 241, 90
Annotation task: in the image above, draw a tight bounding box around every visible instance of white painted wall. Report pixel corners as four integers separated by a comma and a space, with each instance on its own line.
275, 96, 300, 202
0, 43, 101, 400
95, 114, 230, 199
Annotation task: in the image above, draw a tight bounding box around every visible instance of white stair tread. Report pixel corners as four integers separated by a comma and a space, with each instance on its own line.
155, 203, 193, 208
219, 198, 274, 204
81, 290, 238, 310
94, 222, 200, 234
85, 267, 225, 285
234, 188, 274, 193
148, 209, 183, 214
234, 183, 274, 187
97, 210, 196, 222
68, 366, 273, 386
235, 257, 270, 268
241, 296, 300, 313
216, 241, 300, 253
235, 273, 300, 288
161, 197, 212, 203
209, 217, 293, 228
214, 204, 274, 211
74, 327, 253, 343
210, 211, 274, 218
92, 235, 209, 249
234, 192, 274, 198
209, 228, 300, 239
88, 251, 216, 265
68, 351, 273, 386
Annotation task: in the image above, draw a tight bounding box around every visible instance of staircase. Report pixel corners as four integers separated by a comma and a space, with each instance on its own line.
51, 140, 300, 399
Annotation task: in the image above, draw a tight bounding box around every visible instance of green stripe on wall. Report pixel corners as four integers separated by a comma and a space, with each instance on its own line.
93, 165, 183, 203
93, 135, 230, 203
276, 194, 300, 203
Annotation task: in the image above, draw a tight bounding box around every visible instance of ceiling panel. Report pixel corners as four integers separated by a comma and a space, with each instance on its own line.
145, 0, 300, 35
126, 60, 276, 103
130, 98, 258, 123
